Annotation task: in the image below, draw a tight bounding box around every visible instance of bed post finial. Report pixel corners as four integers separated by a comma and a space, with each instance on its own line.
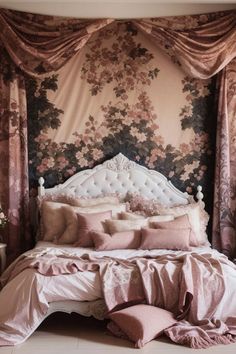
38, 177, 45, 197
196, 185, 204, 207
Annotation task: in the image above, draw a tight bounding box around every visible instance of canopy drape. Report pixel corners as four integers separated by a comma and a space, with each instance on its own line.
0, 8, 235, 261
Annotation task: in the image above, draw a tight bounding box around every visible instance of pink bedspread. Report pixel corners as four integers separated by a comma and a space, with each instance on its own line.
1, 248, 236, 348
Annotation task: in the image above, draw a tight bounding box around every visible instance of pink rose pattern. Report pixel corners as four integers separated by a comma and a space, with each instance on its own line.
27, 22, 216, 227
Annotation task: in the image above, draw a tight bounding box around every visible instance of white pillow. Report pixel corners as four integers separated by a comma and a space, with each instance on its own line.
106, 219, 148, 234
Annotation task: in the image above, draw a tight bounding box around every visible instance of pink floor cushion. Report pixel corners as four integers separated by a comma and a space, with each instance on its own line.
108, 304, 176, 348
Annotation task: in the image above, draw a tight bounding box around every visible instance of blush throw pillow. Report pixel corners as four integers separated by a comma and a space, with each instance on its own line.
151, 214, 198, 247
109, 304, 176, 348
140, 228, 191, 251
74, 210, 112, 247
157, 202, 210, 246
90, 230, 141, 250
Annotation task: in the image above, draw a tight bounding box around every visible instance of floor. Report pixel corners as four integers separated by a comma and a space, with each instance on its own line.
1, 313, 236, 354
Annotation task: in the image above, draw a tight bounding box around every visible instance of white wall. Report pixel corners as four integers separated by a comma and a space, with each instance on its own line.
0, 0, 235, 18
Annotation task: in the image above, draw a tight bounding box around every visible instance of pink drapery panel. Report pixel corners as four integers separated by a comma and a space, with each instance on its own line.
0, 9, 113, 78
133, 11, 236, 79
0, 9, 112, 261
0, 54, 31, 262
213, 58, 236, 258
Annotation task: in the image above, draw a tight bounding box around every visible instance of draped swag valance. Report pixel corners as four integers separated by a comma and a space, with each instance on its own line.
0, 8, 236, 262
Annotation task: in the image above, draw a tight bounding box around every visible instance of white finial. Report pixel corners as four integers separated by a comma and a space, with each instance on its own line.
38, 177, 45, 196
196, 185, 204, 206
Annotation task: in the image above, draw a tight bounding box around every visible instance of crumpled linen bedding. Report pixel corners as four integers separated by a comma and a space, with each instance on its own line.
1, 245, 236, 348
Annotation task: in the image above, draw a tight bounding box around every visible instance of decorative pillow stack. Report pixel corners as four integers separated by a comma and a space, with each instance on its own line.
39, 198, 127, 245
126, 193, 210, 247
38, 192, 210, 250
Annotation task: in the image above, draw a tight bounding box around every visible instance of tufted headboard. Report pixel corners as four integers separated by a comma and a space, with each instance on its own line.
38, 153, 204, 206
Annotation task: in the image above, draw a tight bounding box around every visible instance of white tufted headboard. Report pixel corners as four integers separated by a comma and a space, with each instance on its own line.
38, 153, 204, 206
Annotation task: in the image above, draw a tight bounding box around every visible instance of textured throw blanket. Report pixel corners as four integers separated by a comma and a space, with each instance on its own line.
1, 248, 236, 348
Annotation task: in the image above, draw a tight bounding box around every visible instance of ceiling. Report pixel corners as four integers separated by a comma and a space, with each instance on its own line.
0, 1, 235, 18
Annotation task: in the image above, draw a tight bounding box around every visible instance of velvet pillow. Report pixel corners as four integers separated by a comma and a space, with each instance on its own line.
40, 201, 67, 241
56, 203, 126, 244
157, 202, 210, 246
90, 230, 141, 251
150, 214, 198, 247
140, 228, 191, 251
74, 210, 112, 247
108, 304, 176, 348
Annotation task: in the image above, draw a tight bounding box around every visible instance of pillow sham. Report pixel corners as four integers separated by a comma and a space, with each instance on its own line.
56, 203, 127, 244
74, 210, 112, 247
140, 228, 191, 251
106, 219, 148, 234
157, 202, 209, 246
40, 201, 67, 241
108, 304, 176, 348
90, 230, 141, 251
151, 214, 198, 247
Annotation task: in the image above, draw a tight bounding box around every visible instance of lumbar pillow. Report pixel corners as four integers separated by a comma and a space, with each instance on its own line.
108, 304, 176, 348
90, 230, 141, 251
140, 228, 191, 251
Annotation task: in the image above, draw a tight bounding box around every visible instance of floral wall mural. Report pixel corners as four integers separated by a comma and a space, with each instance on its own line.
27, 21, 217, 231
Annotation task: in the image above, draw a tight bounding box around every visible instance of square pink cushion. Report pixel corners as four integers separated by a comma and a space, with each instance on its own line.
151, 214, 198, 247
90, 230, 141, 250
140, 228, 191, 251
74, 210, 112, 247
109, 304, 176, 348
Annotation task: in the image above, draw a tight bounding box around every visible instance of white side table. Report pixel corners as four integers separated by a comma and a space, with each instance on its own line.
0, 243, 7, 275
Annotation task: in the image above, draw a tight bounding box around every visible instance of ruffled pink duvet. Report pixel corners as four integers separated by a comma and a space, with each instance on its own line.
1, 247, 236, 348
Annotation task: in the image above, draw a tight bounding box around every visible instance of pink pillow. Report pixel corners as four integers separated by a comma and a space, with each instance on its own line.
140, 228, 191, 251
90, 230, 141, 251
108, 304, 176, 348
74, 210, 112, 247
151, 214, 198, 247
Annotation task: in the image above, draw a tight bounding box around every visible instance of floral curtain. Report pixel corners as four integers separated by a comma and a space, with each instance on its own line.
0, 48, 31, 262
0, 9, 112, 262
0, 7, 235, 261
213, 58, 236, 258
